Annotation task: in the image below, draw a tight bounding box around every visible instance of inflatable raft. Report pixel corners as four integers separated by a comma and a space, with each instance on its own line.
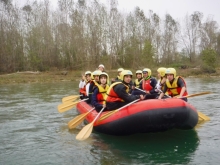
76, 98, 198, 136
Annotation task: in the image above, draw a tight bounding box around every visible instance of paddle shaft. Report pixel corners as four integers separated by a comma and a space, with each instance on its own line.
76, 107, 105, 141
62, 95, 82, 103
58, 98, 88, 113
68, 107, 95, 129
99, 99, 139, 121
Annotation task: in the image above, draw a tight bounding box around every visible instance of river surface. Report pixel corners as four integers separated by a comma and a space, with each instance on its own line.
0, 77, 219, 165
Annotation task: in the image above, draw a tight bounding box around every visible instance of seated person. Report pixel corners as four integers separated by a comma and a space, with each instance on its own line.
158, 68, 188, 102
137, 68, 158, 99
111, 68, 124, 84
105, 70, 144, 110
79, 71, 92, 100
87, 70, 102, 104
156, 67, 167, 91
131, 70, 143, 95
92, 72, 109, 112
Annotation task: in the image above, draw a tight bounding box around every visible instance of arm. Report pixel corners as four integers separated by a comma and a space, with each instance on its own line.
88, 82, 95, 101
114, 84, 140, 102
79, 80, 85, 88
178, 78, 187, 97
149, 78, 158, 94
158, 84, 168, 99
91, 87, 104, 111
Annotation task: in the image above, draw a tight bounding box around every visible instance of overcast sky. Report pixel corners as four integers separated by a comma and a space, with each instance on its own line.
14, 0, 220, 25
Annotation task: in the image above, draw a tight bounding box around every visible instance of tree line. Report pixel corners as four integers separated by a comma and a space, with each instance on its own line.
0, 0, 220, 73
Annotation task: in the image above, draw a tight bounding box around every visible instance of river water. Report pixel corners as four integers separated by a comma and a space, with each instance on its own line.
0, 77, 219, 165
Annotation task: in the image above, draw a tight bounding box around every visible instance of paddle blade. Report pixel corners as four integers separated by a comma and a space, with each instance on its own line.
62, 95, 80, 103
57, 101, 78, 113
198, 111, 210, 121
75, 123, 94, 141
99, 110, 117, 121
68, 112, 90, 129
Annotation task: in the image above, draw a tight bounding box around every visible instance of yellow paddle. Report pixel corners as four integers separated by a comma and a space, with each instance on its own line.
57, 98, 88, 113
75, 107, 105, 141
62, 95, 82, 103
68, 107, 95, 129
99, 99, 140, 121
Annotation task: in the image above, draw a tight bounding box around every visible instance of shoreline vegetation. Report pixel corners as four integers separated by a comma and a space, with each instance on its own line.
1, 67, 220, 85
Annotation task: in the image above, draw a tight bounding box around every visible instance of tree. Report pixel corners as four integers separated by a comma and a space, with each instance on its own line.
201, 48, 217, 73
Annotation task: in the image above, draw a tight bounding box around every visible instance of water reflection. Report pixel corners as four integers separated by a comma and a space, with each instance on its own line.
91, 129, 199, 164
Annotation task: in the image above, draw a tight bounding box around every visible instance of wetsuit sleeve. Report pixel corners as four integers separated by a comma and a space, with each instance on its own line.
149, 78, 158, 94
88, 82, 95, 103
177, 77, 185, 87
91, 87, 103, 111
114, 84, 140, 102
162, 84, 168, 93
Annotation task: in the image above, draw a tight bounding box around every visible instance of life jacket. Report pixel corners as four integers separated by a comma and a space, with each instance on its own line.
134, 78, 143, 88
88, 80, 99, 95
105, 82, 129, 103
79, 80, 91, 96
96, 84, 109, 105
166, 76, 188, 97
142, 78, 153, 91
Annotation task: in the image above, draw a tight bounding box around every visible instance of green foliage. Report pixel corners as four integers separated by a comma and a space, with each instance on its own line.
201, 48, 217, 68
201, 64, 216, 73
142, 40, 155, 67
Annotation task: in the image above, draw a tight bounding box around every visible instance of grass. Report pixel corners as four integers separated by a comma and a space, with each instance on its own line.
0, 68, 220, 85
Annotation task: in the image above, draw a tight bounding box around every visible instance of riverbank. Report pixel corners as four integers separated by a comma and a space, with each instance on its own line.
0, 68, 220, 85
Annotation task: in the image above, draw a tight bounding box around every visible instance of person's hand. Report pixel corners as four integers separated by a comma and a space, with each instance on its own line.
103, 104, 106, 108
132, 86, 135, 89
145, 91, 150, 94
139, 95, 145, 100
82, 75, 85, 81
155, 84, 162, 90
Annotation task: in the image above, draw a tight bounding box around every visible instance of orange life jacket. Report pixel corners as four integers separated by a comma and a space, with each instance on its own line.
166, 76, 188, 97
105, 82, 129, 103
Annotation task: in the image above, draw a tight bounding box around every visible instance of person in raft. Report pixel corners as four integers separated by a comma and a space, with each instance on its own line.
155, 67, 167, 92
92, 72, 110, 112
131, 70, 143, 95
111, 68, 124, 84
158, 68, 188, 102
105, 70, 145, 110
138, 68, 158, 99
98, 64, 105, 72
79, 71, 92, 100
87, 70, 102, 104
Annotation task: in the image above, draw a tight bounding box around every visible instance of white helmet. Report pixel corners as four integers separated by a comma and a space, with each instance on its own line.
98, 64, 105, 69
117, 68, 124, 72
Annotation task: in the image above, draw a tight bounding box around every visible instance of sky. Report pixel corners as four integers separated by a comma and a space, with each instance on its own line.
14, 0, 220, 25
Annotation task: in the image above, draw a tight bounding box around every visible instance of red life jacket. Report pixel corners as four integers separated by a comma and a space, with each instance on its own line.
142, 78, 153, 92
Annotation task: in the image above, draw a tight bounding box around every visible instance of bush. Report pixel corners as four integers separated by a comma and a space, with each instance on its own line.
201, 64, 216, 73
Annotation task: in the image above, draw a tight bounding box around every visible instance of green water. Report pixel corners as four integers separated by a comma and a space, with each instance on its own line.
0, 78, 219, 165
